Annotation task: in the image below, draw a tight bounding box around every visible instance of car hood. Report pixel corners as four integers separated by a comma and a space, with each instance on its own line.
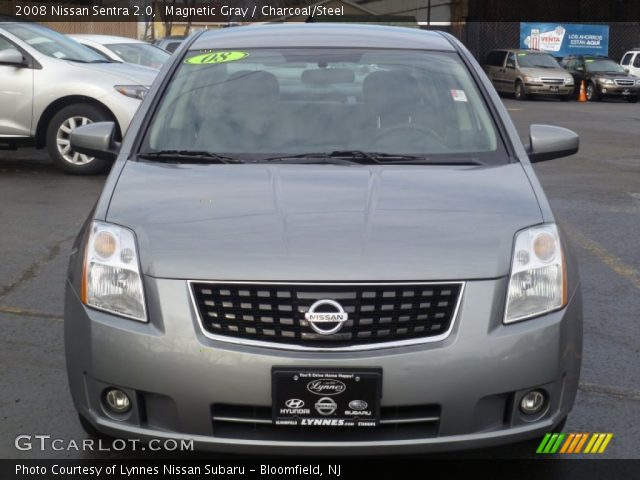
520, 67, 572, 79
66, 61, 157, 85
593, 71, 637, 80
106, 161, 543, 281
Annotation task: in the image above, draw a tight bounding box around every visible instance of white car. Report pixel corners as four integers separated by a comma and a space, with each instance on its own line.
620, 48, 640, 77
0, 22, 157, 174
68, 34, 170, 70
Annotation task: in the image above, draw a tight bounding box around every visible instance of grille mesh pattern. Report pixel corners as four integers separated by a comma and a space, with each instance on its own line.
191, 282, 463, 348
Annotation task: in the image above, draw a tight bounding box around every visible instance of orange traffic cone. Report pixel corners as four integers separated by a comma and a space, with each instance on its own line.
578, 80, 587, 102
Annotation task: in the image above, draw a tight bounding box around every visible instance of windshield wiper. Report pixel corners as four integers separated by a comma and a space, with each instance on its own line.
137, 150, 244, 164
257, 151, 483, 166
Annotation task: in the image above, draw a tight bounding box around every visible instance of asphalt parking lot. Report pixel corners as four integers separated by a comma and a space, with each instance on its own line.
0, 97, 639, 460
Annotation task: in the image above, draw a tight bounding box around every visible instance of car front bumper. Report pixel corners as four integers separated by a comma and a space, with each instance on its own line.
597, 84, 640, 97
524, 83, 574, 95
64, 277, 582, 455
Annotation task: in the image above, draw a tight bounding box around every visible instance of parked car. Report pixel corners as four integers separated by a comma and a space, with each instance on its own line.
620, 48, 640, 78
66, 24, 582, 454
561, 55, 640, 102
153, 35, 185, 53
484, 49, 574, 100
68, 34, 170, 70
0, 21, 157, 174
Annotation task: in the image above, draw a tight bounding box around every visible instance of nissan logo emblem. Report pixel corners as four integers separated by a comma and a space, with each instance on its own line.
304, 299, 349, 335
314, 397, 338, 416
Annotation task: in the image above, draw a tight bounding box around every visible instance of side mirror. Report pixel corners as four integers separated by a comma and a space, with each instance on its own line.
70, 122, 119, 162
0, 48, 27, 66
527, 124, 579, 162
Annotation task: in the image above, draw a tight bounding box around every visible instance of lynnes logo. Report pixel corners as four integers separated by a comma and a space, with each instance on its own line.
307, 379, 346, 396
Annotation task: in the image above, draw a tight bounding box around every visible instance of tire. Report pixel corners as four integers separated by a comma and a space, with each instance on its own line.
585, 82, 600, 102
77, 414, 115, 440
625, 96, 638, 103
514, 81, 528, 101
46, 103, 113, 175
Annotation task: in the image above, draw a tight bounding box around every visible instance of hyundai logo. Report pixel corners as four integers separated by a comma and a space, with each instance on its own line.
304, 299, 349, 335
314, 397, 338, 416
285, 398, 305, 409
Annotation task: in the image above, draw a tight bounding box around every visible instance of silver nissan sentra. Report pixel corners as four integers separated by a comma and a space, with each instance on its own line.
65, 24, 582, 454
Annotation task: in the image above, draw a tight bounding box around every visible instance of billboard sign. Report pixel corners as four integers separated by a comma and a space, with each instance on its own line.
520, 23, 609, 57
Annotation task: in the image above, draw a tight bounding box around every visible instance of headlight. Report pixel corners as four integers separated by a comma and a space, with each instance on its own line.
114, 85, 149, 100
597, 78, 614, 85
504, 224, 567, 324
635, 79, 640, 86
81, 221, 147, 322
564, 77, 574, 85
523, 75, 542, 83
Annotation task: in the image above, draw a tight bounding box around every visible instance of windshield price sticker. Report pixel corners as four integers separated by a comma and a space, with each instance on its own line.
450, 89, 468, 102
185, 51, 249, 65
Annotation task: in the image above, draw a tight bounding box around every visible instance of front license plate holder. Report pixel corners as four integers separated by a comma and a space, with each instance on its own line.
272, 367, 382, 427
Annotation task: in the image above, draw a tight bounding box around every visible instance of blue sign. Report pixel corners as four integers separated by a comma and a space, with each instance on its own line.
520, 23, 609, 58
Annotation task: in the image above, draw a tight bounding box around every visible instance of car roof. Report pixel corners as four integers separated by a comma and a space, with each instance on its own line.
191, 23, 454, 51
68, 34, 146, 45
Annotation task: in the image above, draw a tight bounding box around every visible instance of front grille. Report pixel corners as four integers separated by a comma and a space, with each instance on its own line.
542, 78, 564, 85
190, 282, 463, 349
614, 79, 634, 86
212, 403, 440, 441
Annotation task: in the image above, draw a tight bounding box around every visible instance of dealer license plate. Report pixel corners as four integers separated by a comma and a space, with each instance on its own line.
272, 368, 381, 427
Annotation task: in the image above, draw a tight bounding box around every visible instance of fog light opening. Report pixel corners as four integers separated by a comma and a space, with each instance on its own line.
103, 388, 131, 414
519, 389, 546, 415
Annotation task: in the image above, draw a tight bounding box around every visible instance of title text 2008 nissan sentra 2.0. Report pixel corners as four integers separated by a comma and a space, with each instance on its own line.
64, 24, 582, 454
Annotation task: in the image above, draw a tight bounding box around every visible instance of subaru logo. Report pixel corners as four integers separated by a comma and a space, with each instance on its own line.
285, 398, 305, 409
348, 400, 368, 411
307, 379, 346, 396
314, 397, 338, 416
304, 299, 349, 335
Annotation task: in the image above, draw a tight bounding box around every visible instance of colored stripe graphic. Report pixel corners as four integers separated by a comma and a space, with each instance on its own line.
537, 433, 613, 454
574, 433, 589, 453
537, 433, 552, 453
559, 433, 575, 453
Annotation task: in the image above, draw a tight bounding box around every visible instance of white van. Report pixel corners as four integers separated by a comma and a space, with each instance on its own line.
620, 49, 640, 77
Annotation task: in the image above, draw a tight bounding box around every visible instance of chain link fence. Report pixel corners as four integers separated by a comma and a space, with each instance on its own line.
457, 22, 640, 65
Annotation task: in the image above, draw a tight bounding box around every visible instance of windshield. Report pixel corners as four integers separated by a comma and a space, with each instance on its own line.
108, 42, 170, 68
517, 52, 560, 68
3, 23, 106, 63
143, 48, 501, 163
585, 58, 626, 73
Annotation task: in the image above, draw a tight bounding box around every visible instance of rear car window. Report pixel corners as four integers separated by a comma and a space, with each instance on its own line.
143, 48, 504, 162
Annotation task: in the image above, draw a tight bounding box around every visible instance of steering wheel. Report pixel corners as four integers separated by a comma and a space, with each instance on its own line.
373, 124, 447, 150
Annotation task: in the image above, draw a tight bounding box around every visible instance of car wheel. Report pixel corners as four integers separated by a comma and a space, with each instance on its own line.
586, 82, 600, 101
625, 96, 638, 103
514, 81, 528, 101
46, 104, 113, 175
